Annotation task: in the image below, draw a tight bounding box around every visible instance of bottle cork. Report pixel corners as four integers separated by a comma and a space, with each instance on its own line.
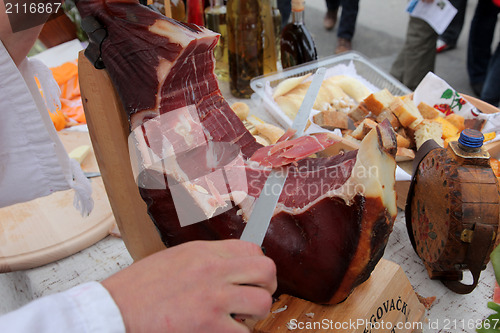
291, 0, 305, 12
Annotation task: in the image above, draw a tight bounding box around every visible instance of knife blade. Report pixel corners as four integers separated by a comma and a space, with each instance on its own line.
240, 67, 327, 246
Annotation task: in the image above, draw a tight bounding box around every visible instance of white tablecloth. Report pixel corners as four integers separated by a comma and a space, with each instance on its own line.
0, 210, 496, 333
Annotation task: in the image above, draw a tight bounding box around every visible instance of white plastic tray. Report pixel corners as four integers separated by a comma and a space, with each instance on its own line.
250, 51, 412, 129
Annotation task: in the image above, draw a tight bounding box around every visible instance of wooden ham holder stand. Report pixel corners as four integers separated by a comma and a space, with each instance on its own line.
78, 53, 425, 332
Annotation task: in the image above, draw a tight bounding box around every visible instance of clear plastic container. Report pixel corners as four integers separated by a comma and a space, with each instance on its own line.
250, 51, 411, 128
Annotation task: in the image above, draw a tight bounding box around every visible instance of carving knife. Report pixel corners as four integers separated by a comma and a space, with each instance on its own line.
240, 67, 327, 246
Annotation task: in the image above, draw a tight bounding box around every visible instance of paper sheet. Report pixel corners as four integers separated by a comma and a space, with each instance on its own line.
406, 0, 458, 35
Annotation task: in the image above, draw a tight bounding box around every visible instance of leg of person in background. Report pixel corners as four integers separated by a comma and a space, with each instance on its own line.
334, 0, 359, 54
481, 42, 500, 106
324, 0, 340, 31
437, 0, 468, 53
277, 0, 291, 28
390, 17, 437, 90
467, 0, 499, 96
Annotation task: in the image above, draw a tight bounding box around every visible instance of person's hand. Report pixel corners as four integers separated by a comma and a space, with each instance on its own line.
102, 239, 277, 333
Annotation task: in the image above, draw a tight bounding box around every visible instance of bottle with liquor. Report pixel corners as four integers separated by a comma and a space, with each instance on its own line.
151, 0, 186, 22
171, 0, 186, 22
226, 0, 263, 98
280, 0, 317, 69
271, 0, 282, 69
205, 0, 228, 81
187, 0, 204, 26
260, 0, 278, 74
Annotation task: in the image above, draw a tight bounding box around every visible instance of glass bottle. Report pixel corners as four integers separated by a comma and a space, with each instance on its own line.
205, 0, 228, 81
187, 0, 205, 26
171, 0, 186, 22
151, 0, 167, 15
261, 0, 278, 74
271, 0, 282, 69
150, 0, 186, 21
226, 0, 263, 98
280, 0, 317, 69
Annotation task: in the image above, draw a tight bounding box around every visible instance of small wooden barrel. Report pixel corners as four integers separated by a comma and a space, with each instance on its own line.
406, 137, 500, 294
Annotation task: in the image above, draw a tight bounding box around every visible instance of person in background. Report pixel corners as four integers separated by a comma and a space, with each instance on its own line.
0, 4, 277, 333
467, 0, 500, 106
390, 0, 466, 90
278, 0, 292, 28
323, 0, 360, 54
436, 0, 468, 53
390, 0, 437, 90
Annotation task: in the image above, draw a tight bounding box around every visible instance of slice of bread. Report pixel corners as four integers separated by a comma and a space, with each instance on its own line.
363, 88, 396, 116
389, 95, 423, 129
348, 102, 370, 122
417, 102, 441, 119
396, 133, 411, 148
398, 127, 416, 149
414, 120, 444, 149
396, 147, 416, 162
313, 110, 349, 130
376, 110, 401, 130
351, 118, 378, 141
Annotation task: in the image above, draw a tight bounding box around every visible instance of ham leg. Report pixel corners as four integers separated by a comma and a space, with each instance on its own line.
76, 0, 398, 304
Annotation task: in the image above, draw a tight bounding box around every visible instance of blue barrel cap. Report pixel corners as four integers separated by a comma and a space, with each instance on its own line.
458, 128, 484, 148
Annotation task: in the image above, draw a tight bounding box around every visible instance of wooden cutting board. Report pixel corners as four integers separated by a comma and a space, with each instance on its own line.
249, 259, 425, 333
0, 131, 115, 273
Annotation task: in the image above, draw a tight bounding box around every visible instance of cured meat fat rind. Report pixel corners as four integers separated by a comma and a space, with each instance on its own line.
76, 0, 398, 304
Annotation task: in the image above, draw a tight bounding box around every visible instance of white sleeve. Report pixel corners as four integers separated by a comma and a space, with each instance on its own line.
0, 281, 126, 333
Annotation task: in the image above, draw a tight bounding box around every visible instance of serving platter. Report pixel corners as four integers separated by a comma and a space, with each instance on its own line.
0, 131, 115, 273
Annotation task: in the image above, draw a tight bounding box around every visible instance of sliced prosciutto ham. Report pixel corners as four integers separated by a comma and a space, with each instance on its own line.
250, 133, 337, 168
76, 0, 398, 304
